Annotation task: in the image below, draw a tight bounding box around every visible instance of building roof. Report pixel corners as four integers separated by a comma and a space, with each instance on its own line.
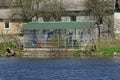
0, 9, 10, 19
0, 8, 22, 20
40, 0, 85, 11
22, 21, 96, 30
62, 0, 85, 11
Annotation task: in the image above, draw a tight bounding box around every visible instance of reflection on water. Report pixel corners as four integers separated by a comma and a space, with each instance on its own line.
0, 57, 120, 80
113, 56, 120, 63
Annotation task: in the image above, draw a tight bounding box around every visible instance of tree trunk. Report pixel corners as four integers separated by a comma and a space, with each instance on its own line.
96, 24, 100, 50
97, 23, 101, 42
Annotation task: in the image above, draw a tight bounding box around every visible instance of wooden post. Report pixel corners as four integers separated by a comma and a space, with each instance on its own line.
79, 40, 80, 49
58, 29, 60, 49
72, 32, 73, 48
75, 29, 76, 40
79, 30, 81, 49
65, 40, 66, 49
64, 30, 66, 49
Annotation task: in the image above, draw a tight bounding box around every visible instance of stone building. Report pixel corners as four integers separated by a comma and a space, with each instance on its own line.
0, 0, 26, 35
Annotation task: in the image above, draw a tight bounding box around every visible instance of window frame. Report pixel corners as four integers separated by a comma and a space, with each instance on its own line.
70, 16, 76, 21
3, 21, 10, 29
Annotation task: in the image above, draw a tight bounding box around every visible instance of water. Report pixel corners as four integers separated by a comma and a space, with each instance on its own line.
0, 57, 120, 80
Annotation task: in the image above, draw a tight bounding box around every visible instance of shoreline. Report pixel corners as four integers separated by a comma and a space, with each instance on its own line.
1, 50, 120, 58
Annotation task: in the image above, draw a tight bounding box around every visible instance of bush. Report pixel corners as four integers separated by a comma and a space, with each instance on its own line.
0, 38, 23, 54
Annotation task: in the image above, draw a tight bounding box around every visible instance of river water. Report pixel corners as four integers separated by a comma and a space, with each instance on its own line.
0, 57, 120, 80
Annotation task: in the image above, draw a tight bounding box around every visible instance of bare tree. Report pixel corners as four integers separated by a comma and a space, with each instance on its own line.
11, 0, 32, 22
11, 0, 43, 22
11, 0, 66, 22
84, 0, 115, 41
40, 0, 66, 21
104, 15, 114, 39
0, 0, 12, 8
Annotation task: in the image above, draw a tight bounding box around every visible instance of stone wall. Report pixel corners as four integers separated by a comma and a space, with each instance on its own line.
0, 22, 26, 34
23, 49, 76, 58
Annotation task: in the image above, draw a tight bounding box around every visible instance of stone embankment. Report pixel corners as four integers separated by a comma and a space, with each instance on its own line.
23, 49, 76, 58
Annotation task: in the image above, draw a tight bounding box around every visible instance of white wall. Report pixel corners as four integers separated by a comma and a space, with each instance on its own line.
114, 12, 120, 34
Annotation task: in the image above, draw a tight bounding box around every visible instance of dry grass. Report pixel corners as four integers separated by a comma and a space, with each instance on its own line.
98, 40, 120, 50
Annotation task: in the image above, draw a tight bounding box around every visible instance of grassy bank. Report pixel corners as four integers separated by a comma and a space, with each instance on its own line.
93, 40, 120, 55
70, 40, 120, 56
93, 48, 120, 56
98, 40, 120, 49
0, 38, 120, 57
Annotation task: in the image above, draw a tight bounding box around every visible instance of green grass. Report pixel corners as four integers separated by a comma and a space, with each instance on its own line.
95, 48, 120, 55
92, 40, 120, 55
72, 50, 81, 54
98, 40, 120, 49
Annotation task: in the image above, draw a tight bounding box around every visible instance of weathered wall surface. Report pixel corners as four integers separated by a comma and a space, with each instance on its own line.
0, 22, 26, 34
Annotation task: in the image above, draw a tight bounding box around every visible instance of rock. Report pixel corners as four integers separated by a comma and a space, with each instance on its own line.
113, 52, 118, 55
5, 48, 16, 57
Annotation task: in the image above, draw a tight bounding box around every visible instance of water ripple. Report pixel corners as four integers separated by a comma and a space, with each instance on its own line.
0, 57, 120, 80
